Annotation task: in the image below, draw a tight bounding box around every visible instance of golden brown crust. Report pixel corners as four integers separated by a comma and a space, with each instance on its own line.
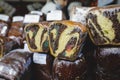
101, 5, 120, 9
50, 20, 87, 32
89, 5, 120, 11
0, 43, 3, 57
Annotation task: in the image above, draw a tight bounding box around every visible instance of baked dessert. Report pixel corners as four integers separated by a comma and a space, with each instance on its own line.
0, 36, 20, 58
24, 22, 49, 53
7, 16, 24, 48
94, 47, 120, 80
32, 53, 54, 80
87, 5, 120, 45
52, 54, 87, 80
48, 20, 87, 61
0, 49, 32, 80
8, 16, 24, 38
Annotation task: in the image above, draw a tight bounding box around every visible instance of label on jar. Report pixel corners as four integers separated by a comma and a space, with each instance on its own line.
46, 10, 62, 21
0, 14, 9, 21
33, 53, 47, 64
23, 14, 40, 23
13, 16, 24, 22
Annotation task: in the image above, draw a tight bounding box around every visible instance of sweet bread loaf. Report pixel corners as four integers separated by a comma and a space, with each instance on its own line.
8, 16, 24, 38
95, 47, 120, 80
48, 20, 87, 61
87, 5, 120, 45
24, 22, 49, 53
8, 16, 24, 48
0, 36, 20, 57
8, 22, 23, 37
0, 49, 32, 80
52, 54, 87, 80
32, 53, 54, 80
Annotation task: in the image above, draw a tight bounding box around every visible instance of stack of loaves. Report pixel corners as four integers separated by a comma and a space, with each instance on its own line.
87, 5, 120, 80
24, 21, 54, 80
0, 15, 24, 58
48, 20, 87, 80
24, 20, 88, 80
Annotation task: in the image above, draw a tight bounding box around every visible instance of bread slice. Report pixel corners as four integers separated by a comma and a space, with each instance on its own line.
24, 22, 49, 53
87, 5, 120, 45
48, 20, 87, 61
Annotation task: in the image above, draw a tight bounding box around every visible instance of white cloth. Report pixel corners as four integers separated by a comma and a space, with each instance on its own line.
41, 2, 56, 14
